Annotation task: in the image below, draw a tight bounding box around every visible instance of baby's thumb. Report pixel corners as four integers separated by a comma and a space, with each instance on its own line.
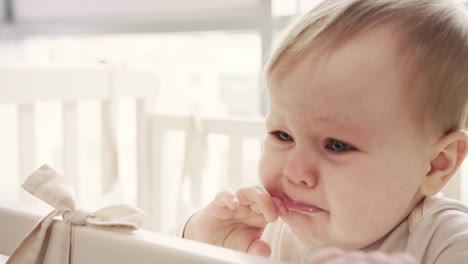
247, 240, 271, 257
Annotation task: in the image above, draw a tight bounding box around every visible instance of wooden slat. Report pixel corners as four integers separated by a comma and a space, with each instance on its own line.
190, 160, 204, 208
0, 67, 108, 103
112, 68, 159, 98
0, 201, 274, 264
227, 136, 243, 189
17, 104, 36, 201
62, 102, 79, 197
185, 134, 208, 208
187, 118, 206, 208
136, 99, 151, 229
149, 122, 164, 231
145, 115, 193, 231
0, 66, 160, 103
149, 114, 192, 130
145, 114, 265, 231
101, 100, 119, 194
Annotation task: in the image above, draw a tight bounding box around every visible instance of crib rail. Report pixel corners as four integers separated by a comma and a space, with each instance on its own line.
0, 65, 464, 235
144, 114, 265, 231
0, 201, 273, 264
0, 65, 267, 233
0, 65, 158, 202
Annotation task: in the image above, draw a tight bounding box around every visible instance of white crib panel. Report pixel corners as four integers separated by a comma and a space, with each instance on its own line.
0, 65, 162, 227
149, 123, 164, 231
186, 117, 206, 209
145, 115, 193, 231
190, 157, 204, 209
145, 114, 265, 232
0, 67, 109, 103
17, 104, 36, 201
228, 135, 243, 188
62, 102, 79, 198
147, 115, 203, 230
111, 67, 159, 98
0, 202, 48, 256
149, 114, 192, 130
136, 99, 151, 228
101, 100, 119, 194
0, 201, 273, 264
0, 66, 159, 103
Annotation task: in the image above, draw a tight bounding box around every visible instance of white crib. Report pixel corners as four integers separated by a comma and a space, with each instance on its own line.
0, 65, 273, 263
144, 114, 265, 231
0, 65, 464, 263
0, 65, 267, 233
0, 65, 272, 263
0, 201, 273, 264
0, 64, 157, 204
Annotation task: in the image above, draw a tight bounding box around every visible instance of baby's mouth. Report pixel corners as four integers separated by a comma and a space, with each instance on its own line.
282, 195, 323, 214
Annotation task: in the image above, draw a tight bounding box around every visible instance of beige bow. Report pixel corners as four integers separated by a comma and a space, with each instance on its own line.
7, 164, 146, 264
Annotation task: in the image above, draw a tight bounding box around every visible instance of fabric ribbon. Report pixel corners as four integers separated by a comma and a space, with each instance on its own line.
7, 164, 146, 264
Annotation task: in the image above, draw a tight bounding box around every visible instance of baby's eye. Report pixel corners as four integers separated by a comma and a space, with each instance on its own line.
271, 131, 294, 142
325, 139, 354, 152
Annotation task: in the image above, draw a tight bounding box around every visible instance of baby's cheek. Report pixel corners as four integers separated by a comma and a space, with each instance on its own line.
328, 206, 378, 248
259, 152, 281, 176
259, 165, 283, 196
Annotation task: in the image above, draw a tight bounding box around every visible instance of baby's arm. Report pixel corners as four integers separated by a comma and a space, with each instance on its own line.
183, 187, 286, 257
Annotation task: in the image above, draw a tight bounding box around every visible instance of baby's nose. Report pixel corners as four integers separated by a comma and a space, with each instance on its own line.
283, 151, 319, 188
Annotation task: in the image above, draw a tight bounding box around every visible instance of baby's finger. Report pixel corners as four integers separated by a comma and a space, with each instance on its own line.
213, 191, 239, 210
272, 196, 288, 215
207, 191, 240, 220
236, 187, 280, 223
247, 240, 272, 257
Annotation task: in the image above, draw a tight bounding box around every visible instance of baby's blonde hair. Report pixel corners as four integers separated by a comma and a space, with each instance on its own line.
266, 0, 468, 134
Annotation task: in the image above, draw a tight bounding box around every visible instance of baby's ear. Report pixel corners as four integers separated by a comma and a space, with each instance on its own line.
420, 130, 468, 196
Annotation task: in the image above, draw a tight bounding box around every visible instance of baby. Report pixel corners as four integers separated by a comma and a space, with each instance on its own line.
181, 0, 468, 263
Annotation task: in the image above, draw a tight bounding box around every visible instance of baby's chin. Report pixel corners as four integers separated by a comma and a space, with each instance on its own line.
282, 213, 374, 250
281, 211, 330, 248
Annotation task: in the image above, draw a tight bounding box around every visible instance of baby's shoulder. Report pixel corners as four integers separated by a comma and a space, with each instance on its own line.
422, 195, 468, 225
415, 195, 468, 233
407, 196, 468, 263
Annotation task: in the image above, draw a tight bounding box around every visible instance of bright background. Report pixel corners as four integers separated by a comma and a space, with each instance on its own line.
0, 0, 466, 233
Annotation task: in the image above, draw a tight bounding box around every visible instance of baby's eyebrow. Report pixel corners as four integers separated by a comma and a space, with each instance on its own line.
309, 117, 368, 142
266, 112, 368, 142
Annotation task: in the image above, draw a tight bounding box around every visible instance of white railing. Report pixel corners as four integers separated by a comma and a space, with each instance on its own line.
0, 65, 265, 233
1, 65, 465, 234
0, 201, 273, 264
0, 65, 158, 205
143, 114, 265, 232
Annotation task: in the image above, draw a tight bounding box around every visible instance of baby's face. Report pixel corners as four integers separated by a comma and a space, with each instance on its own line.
259, 27, 433, 249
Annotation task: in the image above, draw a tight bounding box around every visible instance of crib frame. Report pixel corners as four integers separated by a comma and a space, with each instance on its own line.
0, 201, 273, 263
0, 65, 463, 234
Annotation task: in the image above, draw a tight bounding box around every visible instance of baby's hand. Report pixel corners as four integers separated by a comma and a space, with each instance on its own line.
307, 248, 418, 264
183, 187, 287, 257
